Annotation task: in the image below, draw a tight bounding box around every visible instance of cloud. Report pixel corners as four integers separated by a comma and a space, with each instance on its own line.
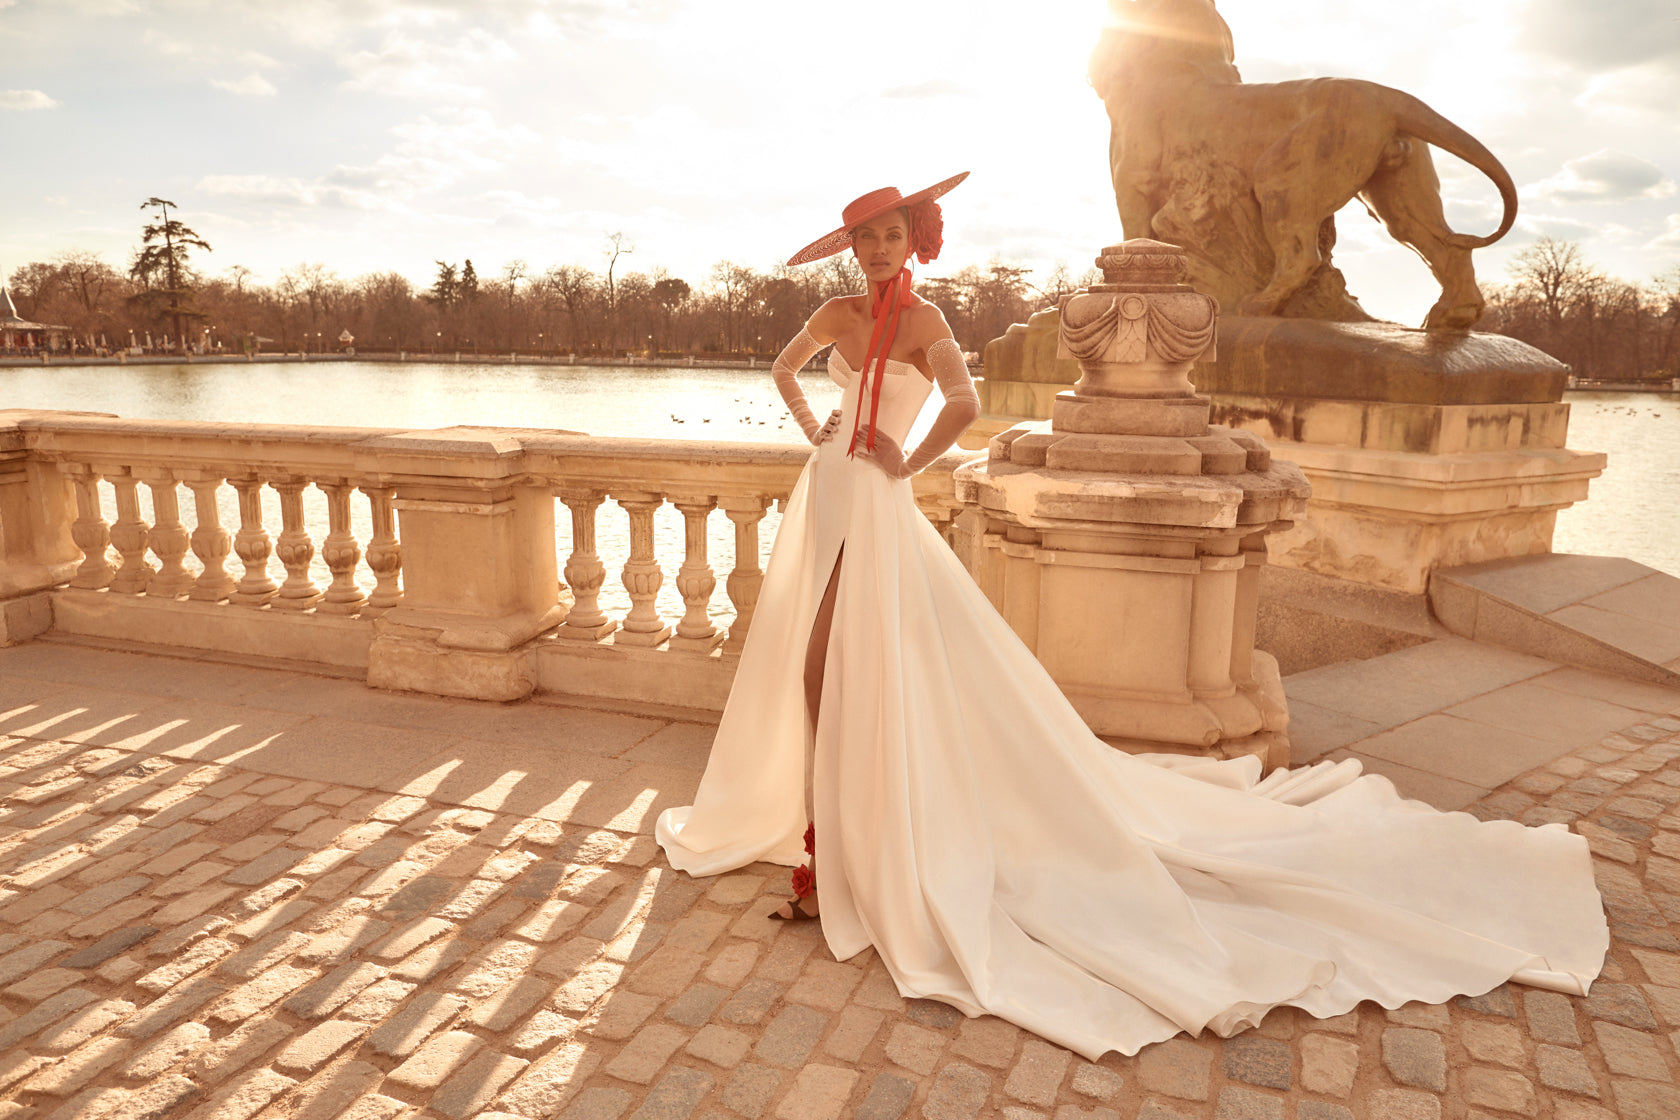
211, 73, 278, 97
1578, 62, 1680, 118
0, 89, 59, 110
1510, 215, 1600, 243
337, 27, 515, 98
1518, 0, 1680, 70
882, 79, 967, 99
1651, 215, 1680, 250
197, 106, 538, 213
197, 174, 392, 211
1523, 150, 1677, 205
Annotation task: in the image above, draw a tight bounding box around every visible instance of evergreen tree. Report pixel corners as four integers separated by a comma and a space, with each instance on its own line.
131, 197, 212, 351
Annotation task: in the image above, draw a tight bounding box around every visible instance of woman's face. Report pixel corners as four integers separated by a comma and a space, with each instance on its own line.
852, 208, 911, 284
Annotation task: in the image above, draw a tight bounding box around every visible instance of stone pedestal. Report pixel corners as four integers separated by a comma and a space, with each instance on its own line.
956, 240, 1309, 769
1198, 318, 1607, 594
364, 430, 565, 701
0, 438, 79, 644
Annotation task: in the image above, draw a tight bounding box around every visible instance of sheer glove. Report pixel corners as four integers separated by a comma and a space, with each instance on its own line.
772, 328, 832, 445
854, 338, 980, 479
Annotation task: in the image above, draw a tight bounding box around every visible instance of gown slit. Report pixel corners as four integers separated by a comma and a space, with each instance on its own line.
655, 346, 1610, 1061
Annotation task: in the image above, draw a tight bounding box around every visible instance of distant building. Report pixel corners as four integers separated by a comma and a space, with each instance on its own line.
0, 287, 69, 352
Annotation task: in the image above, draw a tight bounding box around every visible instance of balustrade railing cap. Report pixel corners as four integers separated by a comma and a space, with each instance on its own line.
1094, 239, 1192, 291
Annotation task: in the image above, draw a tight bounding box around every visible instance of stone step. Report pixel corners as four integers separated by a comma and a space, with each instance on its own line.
1429, 553, 1680, 686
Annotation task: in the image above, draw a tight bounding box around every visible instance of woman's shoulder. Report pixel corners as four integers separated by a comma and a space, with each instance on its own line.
808, 295, 866, 334
902, 297, 954, 347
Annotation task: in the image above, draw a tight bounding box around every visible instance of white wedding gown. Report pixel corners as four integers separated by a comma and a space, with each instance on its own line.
656, 349, 1607, 1060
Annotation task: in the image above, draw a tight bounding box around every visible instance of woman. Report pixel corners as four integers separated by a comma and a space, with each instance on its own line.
656, 174, 1607, 1060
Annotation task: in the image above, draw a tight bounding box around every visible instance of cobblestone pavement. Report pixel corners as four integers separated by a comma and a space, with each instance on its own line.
3, 705, 1680, 1119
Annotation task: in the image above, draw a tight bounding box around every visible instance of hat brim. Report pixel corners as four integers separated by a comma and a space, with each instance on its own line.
786, 171, 970, 267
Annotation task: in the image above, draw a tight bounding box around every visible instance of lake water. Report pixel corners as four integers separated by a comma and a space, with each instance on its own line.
1, 361, 1674, 616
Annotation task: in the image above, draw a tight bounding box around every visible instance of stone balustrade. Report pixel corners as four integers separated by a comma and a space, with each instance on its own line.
0, 410, 971, 711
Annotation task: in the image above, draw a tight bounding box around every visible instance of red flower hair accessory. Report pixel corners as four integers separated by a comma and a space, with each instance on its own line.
908, 199, 945, 264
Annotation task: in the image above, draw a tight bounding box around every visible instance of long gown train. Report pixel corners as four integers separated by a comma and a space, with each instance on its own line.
656, 349, 1607, 1060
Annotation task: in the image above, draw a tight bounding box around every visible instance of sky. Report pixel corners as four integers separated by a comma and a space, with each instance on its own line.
2, 0, 1677, 327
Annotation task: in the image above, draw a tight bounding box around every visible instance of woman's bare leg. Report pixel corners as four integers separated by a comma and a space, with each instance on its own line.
774, 548, 843, 920
804, 548, 844, 729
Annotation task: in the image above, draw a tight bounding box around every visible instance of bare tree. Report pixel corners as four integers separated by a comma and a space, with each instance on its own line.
603, 233, 632, 352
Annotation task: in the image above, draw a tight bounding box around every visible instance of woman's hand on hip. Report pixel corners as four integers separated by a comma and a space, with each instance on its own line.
812, 409, 843, 446
852, 425, 913, 479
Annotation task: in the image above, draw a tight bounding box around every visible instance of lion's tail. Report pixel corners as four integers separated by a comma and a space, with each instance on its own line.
1389, 89, 1518, 250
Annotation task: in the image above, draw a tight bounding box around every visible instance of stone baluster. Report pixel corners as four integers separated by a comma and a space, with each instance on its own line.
360, 485, 403, 616
138, 470, 195, 599
316, 479, 367, 615
183, 475, 236, 601
558, 490, 616, 640
65, 465, 115, 589
614, 492, 671, 646
670, 494, 722, 652
270, 476, 323, 610
107, 472, 155, 595
230, 475, 279, 605
720, 495, 771, 655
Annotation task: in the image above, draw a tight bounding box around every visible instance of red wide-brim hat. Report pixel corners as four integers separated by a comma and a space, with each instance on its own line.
786, 171, 970, 267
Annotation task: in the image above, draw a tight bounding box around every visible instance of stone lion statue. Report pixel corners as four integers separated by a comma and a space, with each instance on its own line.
1090, 0, 1517, 330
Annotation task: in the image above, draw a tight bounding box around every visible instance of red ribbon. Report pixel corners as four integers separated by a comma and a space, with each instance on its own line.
848, 267, 915, 457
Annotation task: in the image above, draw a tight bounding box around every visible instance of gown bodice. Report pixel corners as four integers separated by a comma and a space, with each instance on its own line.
827, 347, 935, 450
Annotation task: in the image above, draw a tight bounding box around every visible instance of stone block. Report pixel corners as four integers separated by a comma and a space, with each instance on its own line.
495, 1040, 601, 1117
386, 1029, 482, 1091
754, 1005, 827, 1070
1381, 1027, 1446, 1091
559, 1088, 632, 1120
885, 1022, 947, 1076
703, 941, 758, 987
923, 1063, 991, 1120
1611, 1080, 1680, 1120
825, 1006, 885, 1063
951, 1016, 1020, 1069
722, 1063, 784, 1120
686, 1024, 752, 1069
1221, 1034, 1290, 1090
1005, 1039, 1070, 1106
786, 959, 864, 1011
1213, 1087, 1283, 1120
773, 1063, 859, 1120
275, 1020, 371, 1074
1298, 1032, 1358, 1097
629, 1065, 713, 1120
282, 961, 386, 1019
1592, 1020, 1670, 1080
585, 990, 662, 1041
1461, 1068, 1536, 1115
718, 978, 783, 1026
178, 1068, 295, 1120
431, 1049, 528, 1119
1460, 1020, 1526, 1068
605, 1022, 690, 1085
1536, 1043, 1601, 1097
181, 1019, 292, 1085
1368, 1089, 1441, 1120
367, 991, 466, 1058
1138, 1038, 1211, 1101
20, 1035, 132, 1097
855, 1071, 917, 1120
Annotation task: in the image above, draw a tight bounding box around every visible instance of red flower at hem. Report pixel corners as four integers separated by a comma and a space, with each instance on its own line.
803, 822, 816, 857
791, 863, 814, 899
